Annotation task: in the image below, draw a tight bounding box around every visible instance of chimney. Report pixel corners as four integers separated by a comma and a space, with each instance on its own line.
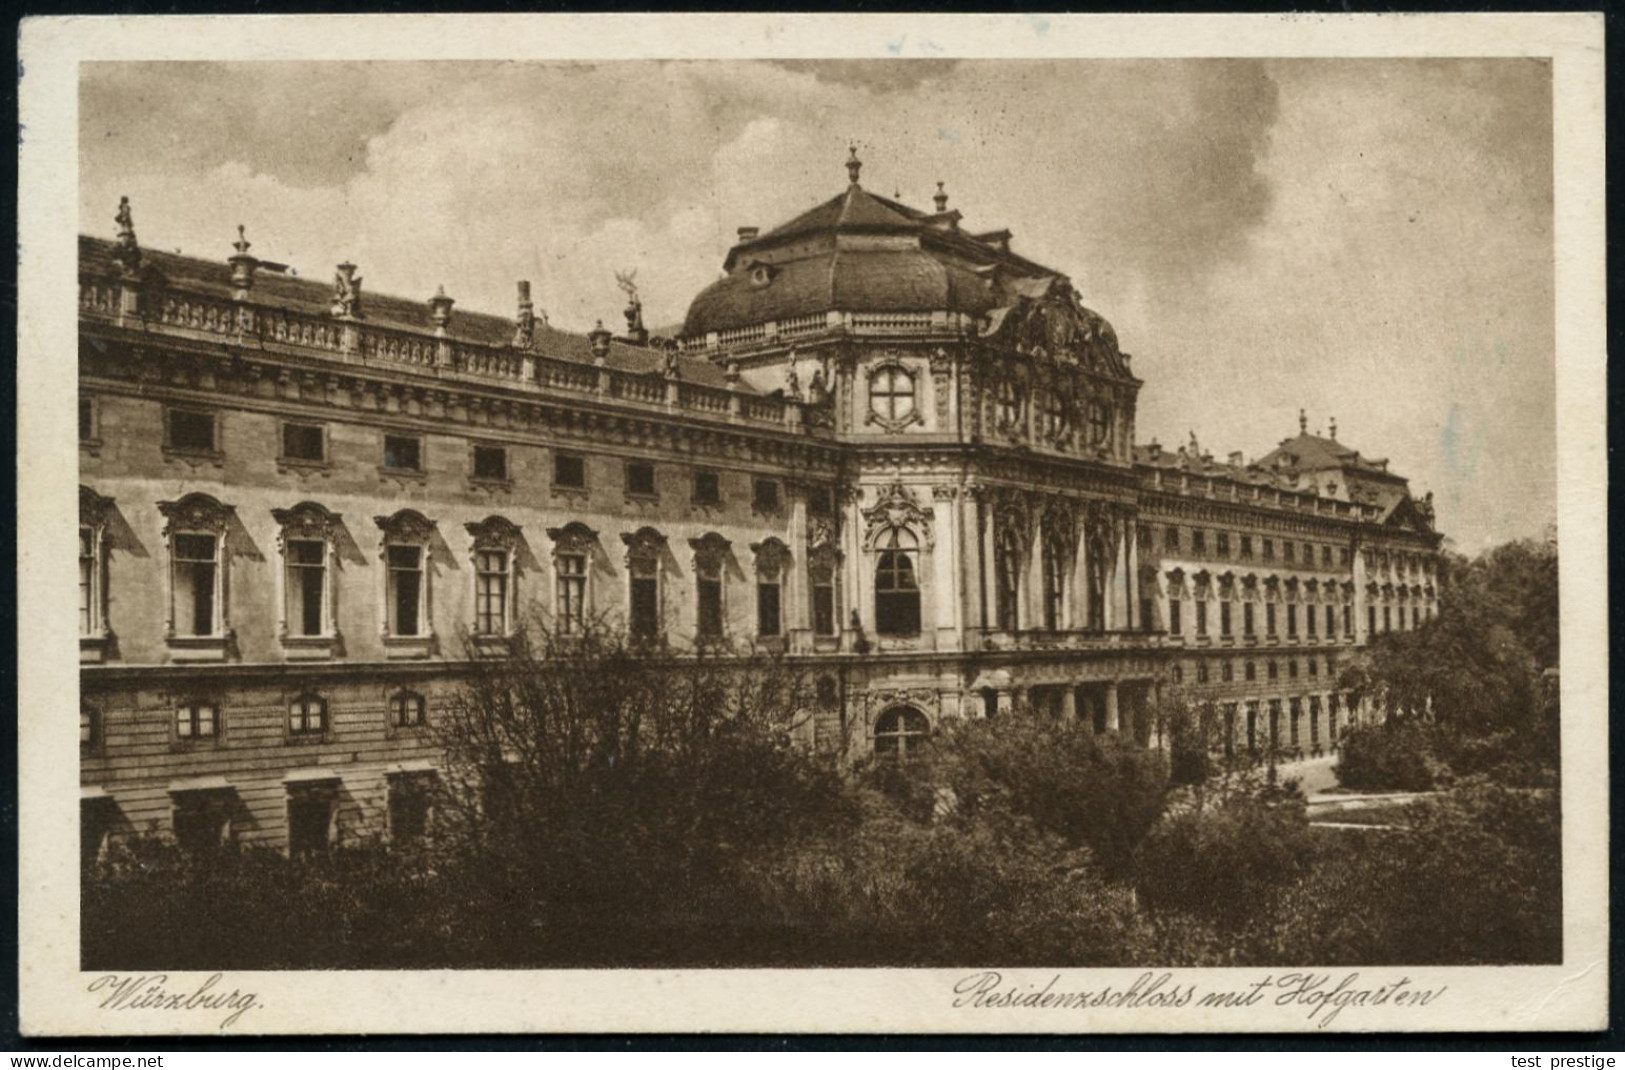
933, 181, 948, 213
1298, 408, 1308, 435
1147, 440, 1162, 462
514, 281, 535, 349
1228, 451, 1244, 468
737, 226, 759, 242
1329, 417, 1338, 440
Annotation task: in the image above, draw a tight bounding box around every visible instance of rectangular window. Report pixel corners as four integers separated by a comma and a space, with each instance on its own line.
287, 794, 332, 856
79, 526, 97, 636
1221, 660, 1234, 682
1369, 606, 1377, 636
812, 569, 836, 637
173, 533, 218, 637
288, 695, 327, 736
1240, 535, 1253, 559
1266, 603, 1277, 636
693, 469, 721, 506
1268, 660, 1279, 681
1220, 600, 1232, 637
176, 702, 218, 740
696, 565, 723, 638
1263, 539, 1275, 561
1344, 605, 1352, 636
173, 799, 229, 853
1287, 604, 1299, 637
1321, 545, 1333, 567
1310, 698, 1321, 746
285, 539, 326, 637
625, 460, 657, 497
1192, 529, 1207, 554
556, 553, 586, 633
1243, 601, 1255, 636
1197, 660, 1210, 684
753, 479, 781, 512
79, 397, 96, 442
1165, 526, 1180, 551
554, 452, 586, 489
473, 445, 508, 482
282, 422, 326, 463
1136, 524, 1152, 551
1217, 533, 1231, 558
1196, 600, 1208, 637
475, 550, 509, 635
630, 557, 660, 639
1289, 659, 1299, 679
1340, 547, 1351, 566
1284, 541, 1296, 563
1383, 606, 1392, 632
757, 579, 781, 638
383, 434, 422, 472
1290, 699, 1301, 747
1168, 598, 1182, 636
167, 408, 216, 453
1245, 661, 1256, 681
390, 693, 425, 728
1309, 658, 1320, 677
1139, 596, 1153, 633
387, 545, 423, 637
1326, 604, 1337, 636
1307, 604, 1317, 637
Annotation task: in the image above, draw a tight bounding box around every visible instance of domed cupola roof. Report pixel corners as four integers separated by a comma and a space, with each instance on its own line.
683, 149, 1064, 339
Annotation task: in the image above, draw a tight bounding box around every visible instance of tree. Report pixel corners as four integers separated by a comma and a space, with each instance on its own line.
425, 619, 854, 962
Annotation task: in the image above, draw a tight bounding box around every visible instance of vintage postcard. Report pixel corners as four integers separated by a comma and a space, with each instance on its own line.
17, 12, 1606, 1035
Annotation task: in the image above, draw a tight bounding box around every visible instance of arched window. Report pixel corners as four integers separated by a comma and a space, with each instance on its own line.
375, 509, 437, 641
621, 527, 667, 641
1043, 525, 1071, 632
751, 538, 789, 639
873, 528, 921, 636
808, 545, 840, 637
547, 521, 597, 635
467, 516, 522, 638
1085, 398, 1111, 445
79, 486, 113, 643
994, 525, 1023, 631
874, 706, 930, 761
690, 533, 731, 641
273, 502, 341, 643
868, 365, 916, 426
158, 493, 235, 643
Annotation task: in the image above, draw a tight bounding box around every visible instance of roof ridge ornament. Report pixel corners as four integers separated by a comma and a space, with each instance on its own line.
113, 195, 141, 273
846, 144, 862, 187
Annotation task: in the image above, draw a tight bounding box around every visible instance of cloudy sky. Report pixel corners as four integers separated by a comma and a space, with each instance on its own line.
80, 59, 1553, 551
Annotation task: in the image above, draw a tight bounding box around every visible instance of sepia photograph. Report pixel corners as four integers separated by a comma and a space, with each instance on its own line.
17, 12, 1607, 1036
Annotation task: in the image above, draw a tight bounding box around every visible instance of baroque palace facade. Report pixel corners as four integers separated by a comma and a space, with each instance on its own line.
78, 153, 1443, 855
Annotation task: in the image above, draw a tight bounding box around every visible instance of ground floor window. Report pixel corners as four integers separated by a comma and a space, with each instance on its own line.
287, 791, 335, 857
874, 706, 930, 761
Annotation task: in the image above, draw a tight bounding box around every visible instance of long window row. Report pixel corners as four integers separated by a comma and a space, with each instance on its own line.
1211, 694, 1354, 759
1171, 654, 1340, 686
79, 490, 841, 649
110, 400, 796, 511
1151, 523, 1352, 569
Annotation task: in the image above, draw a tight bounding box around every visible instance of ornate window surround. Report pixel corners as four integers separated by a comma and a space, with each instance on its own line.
621, 526, 669, 641
272, 501, 342, 658
375, 508, 437, 657
79, 486, 114, 661
157, 492, 235, 661
546, 521, 598, 636
865, 358, 922, 433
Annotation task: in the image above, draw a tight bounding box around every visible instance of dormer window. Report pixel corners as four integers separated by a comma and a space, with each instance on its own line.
749, 263, 774, 288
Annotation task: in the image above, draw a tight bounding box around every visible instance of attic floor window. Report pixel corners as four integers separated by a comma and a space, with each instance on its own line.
554, 453, 586, 490
473, 445, 508, 482
625, 461, 656, 497
384, 434, 422, 472
693, 470, 721, 506
167, 408, 216, 454
282, 422, 325, 463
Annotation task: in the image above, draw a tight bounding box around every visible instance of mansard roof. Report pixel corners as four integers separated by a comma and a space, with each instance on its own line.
1255, 432, 1399, 480
78, 234, 747, 392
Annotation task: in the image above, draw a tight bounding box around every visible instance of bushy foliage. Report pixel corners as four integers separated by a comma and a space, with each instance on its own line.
1334, 720, 1449, 792
903, 710, 1169, 875
1135, 790, 1315, 929
1264, 782, 1562, 965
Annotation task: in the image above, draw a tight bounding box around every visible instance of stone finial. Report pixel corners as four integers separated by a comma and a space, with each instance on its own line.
934, 181, 948, 212
725, 359, 741, 386
588, 319, 612, 360
846, 144, 862, 187
428, 285, 455, 332
1329, 416, 1338, 440
228, 224, 257, 295
113, 196, 141, 273
333, 261, 363, 318
617, 269, 647, 346
1299, 408, 1308, 435
513, 280, 536, 349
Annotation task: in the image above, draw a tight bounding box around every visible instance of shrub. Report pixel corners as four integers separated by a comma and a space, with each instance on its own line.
1334, 720, 1447, 792
1134, 791, 1314, 929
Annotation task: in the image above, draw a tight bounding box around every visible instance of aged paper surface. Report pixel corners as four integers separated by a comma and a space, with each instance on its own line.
18, 12, 1606, 1035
